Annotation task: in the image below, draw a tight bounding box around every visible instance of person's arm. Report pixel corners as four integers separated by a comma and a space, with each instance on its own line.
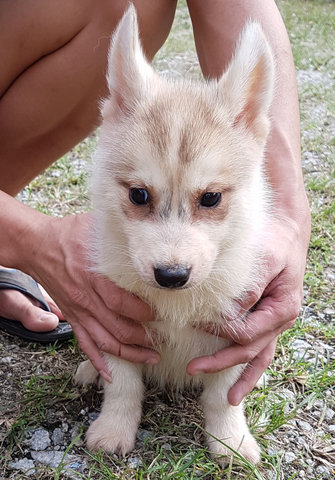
0, 0, 180, 378
186, 0, 311, 404
0, 191, 160, 380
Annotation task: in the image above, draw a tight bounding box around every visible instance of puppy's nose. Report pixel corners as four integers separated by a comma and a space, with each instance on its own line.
154, 265, 191, 289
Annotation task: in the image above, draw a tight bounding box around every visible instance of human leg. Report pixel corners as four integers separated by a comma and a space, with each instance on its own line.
0, 0, 177, 333
0, 0, 177, 195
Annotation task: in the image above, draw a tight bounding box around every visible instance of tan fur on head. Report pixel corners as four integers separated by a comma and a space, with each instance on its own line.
92, 9, 274, 325
81, 5, 275, 464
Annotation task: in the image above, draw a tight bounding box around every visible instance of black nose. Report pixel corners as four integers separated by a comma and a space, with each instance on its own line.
154, 265, 191, 289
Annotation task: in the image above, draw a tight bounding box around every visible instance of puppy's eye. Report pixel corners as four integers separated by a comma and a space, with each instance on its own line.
129, 188, 149, 205
200, 192, 222, 208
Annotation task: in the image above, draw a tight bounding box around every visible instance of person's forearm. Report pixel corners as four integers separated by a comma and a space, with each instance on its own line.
0, 190, 49, 273
187, 0, 310, 226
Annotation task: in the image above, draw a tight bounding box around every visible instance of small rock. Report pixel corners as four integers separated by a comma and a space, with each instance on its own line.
127, 456, 143, 469
88, 412, 99, 423
313, 399, 325, 409
10, 458, 35, 475
31, 450, 86, 471
0, 356, 13, 364
297, 420, 313, 432
136, 428, 154, 444
71, 426, 84, 446
280, 388, 296, 402
284, 452, 297, 463
30, 429, 51, 451
46, 411, 62, 425
52, 428, 65, 446
68, 461, 85, 470
317, 340, 333, 351
62, 421, 69, 432
292, 339, 312, 350
325, 408, 335, 421
328, 424, 335, 433
161, 443, 172, 451
315, 465, 330, 477
296, 436, 308, 448
292, 339, 312, 360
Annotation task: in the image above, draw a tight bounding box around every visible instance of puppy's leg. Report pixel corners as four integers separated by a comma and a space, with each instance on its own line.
74, 359, 100, 386
201, 368, 261, 465
86, 357, 144, 456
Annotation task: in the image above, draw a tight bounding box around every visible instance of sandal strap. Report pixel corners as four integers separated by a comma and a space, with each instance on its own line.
0, 269, 50, 312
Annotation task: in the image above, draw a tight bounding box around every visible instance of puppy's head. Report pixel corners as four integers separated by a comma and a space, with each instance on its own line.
92, 6, 274, 294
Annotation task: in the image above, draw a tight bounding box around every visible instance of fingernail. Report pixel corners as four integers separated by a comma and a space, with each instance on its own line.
99, 369, 112, 383
145, 356, 160, 366
229, 397, 242, 407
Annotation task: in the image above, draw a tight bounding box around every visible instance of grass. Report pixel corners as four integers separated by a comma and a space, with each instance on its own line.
6, 370, 79, 452
278, 0, 335, 72
3, 0, 335, 479
290, 3, 335, 312
278, 0, 335, 310
85, 447, 223, 480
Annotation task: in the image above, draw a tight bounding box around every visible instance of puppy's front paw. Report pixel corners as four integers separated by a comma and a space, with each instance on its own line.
208, 430, 261, 465
86, 415, 137, 456
74, 360, 99, 387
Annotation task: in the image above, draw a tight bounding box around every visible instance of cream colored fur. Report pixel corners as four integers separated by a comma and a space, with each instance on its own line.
75, 5, 275, 465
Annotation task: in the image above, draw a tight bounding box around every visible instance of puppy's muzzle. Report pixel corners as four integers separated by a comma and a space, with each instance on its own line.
154, 265, 191, 289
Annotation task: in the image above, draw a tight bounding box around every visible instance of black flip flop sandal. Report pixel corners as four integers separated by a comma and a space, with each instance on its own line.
0, 269, 73, 344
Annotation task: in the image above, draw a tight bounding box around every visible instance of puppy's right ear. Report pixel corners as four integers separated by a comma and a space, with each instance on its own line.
105, 4, 157, 117
218, 22, 275, 147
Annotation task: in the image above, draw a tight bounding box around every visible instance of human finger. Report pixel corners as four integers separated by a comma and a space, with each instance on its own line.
90, 309, 157, 349
227, 246, 285, 321
227, 339, 277, 406
229, 279, 271, 323
91, 274, 154, 323
219, 293, 299, 345
63, 277, 156, 349
73, 323, 112, 383
187, 325, 281, 376
72, 314, 161, 365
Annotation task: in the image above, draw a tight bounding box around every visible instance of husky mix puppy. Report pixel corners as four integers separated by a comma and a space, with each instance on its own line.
75, 5, 275, 465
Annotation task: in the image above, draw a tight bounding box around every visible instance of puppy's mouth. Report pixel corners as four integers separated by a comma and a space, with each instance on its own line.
153, 265, 191, 290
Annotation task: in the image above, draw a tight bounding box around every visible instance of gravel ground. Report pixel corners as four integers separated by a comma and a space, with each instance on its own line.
1, 306, 334, 479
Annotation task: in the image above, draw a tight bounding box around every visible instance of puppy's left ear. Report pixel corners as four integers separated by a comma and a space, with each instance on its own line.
105, 4, 157, 116
218, 22, 275, 145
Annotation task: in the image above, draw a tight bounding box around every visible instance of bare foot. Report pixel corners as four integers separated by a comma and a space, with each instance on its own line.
0, 285, 62, 332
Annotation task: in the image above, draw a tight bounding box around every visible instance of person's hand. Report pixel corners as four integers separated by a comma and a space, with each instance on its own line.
27, 212, 160, 381
187, 215, 310, 405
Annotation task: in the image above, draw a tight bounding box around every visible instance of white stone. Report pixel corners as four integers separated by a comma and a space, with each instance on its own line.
284, 452, 297, 463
